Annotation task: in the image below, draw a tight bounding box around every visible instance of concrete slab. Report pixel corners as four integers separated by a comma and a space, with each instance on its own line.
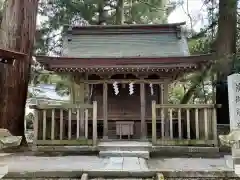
148, 157, 233, 171
1, 155, 105, 172
104, 157, 123, 170
122, 157, 140, 171
122, 157, 148, 171
138, 158, 148, 170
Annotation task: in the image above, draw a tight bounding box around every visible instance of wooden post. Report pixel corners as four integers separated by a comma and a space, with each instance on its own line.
140, 81, 146, 139
72, 75, 85, 137
103, 82, 108, 139
212, 107, 218, 145
0, 0, 39, 144
92, 101, 98, 146
85, 109, 88, 139
163, 81, 170, 138
33, 108, 39, 147
152, 101, 157, 144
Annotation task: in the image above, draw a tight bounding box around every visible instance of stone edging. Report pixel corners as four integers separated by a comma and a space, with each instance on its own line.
4, 170, 236, 178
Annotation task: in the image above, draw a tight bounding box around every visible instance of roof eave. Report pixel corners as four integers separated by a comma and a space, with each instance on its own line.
36, 54, 214, 70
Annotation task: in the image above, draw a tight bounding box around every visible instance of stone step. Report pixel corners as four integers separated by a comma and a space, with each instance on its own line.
99, 151, 150, 159
98, 146, 151, 151
91, 178, 153, 180
98, 141, 152, 152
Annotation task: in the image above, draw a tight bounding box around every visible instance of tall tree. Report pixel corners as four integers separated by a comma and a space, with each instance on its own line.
180, 0, 238, 106
215, 0, 237, 124
0, 0, 39, 145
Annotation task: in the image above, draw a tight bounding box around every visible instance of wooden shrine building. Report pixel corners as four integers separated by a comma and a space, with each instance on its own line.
33, 23, 218, 147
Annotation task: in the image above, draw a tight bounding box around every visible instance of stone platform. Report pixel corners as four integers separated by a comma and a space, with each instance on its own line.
0, 153, 237, 179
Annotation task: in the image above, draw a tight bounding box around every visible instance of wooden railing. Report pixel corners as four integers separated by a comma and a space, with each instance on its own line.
30, 101, 98, 146
151, 101, 218, 146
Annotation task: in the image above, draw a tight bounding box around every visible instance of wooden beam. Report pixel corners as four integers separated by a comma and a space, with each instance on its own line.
0, 48, 27, 59
155, 104, 221, 109
29, 103, 93, 110
0, 48, 27, 64
79, 79, 166, 84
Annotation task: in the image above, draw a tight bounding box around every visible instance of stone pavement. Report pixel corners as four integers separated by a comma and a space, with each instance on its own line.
100, 157, 148, 171
148, 157, 233, 171
0, 153, 234, 173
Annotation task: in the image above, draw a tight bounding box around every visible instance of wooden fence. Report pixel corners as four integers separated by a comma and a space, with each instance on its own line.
31, 101, 98, 146
151, 101, 218, 146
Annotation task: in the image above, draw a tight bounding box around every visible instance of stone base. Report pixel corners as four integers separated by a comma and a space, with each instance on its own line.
5, 170, 236, 179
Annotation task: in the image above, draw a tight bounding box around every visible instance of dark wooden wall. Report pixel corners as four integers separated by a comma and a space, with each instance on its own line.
92, 84, 159, 120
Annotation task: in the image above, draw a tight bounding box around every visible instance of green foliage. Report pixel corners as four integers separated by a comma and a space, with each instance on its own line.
188, 38, 213, 54
55, 79, 70, 96
36, 0, 169, 55
169, 84, 185, 104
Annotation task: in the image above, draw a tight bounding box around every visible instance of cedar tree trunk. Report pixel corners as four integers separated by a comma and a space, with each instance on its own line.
0, 0, 39, 145
215, 0, 237, 124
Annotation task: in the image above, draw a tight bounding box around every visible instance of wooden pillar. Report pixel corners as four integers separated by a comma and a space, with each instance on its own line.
92, 101, 98, 146
163, 81, 170, 138
152, 100, 157, 144
140, 81, 146, 139
72, 75, 85, 137
103, 82, 108, 139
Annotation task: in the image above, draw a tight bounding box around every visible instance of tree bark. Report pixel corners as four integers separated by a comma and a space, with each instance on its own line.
214, 0, 237, 77
215, 0, 237, 125
0, 0, 39, 145
116, 0, 124, 25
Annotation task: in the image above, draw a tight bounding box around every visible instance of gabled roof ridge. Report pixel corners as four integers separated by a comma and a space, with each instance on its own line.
65, 22, 186, 31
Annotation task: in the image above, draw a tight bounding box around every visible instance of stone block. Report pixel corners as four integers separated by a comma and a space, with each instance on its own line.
0, 128, 22, 149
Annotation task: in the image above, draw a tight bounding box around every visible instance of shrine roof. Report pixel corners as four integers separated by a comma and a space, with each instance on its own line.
62, 22, 189, 58
36, 54, 214, 73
